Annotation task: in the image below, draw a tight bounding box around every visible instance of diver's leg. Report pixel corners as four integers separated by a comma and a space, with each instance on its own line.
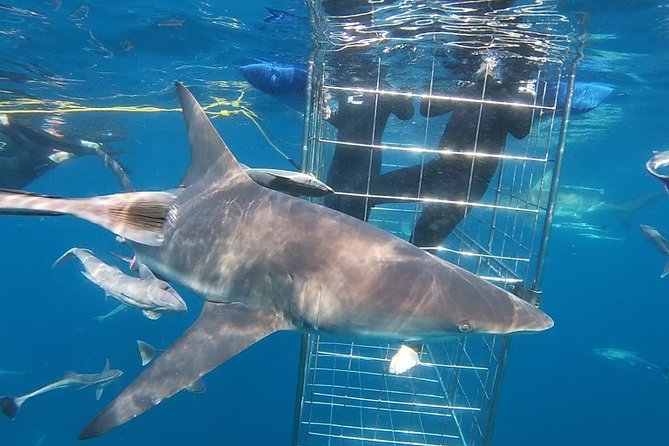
325, 146, 379, 220
410, 203, 466, 247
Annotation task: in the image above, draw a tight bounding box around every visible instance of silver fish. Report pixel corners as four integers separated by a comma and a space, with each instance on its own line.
0, 83, 553, 438
242, 166, 334, 197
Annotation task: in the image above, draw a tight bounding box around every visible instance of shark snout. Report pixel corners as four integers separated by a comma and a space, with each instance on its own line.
505, 295, 554, 334
148, 282, 188, 313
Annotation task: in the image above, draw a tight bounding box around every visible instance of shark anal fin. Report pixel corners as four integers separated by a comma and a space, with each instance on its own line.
79, 301, 287, 439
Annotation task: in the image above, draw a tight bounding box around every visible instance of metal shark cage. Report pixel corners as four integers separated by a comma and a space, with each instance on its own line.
294, 2, 582, 445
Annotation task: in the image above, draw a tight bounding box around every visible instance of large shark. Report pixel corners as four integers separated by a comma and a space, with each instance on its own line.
0, 83, 553, 438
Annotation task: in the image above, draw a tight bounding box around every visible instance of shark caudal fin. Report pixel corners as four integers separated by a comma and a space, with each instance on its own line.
174, 82, 251, 188
613, 192, 663, 227
0, 189, 178, 246
0, 396, 21, 420
79, 302, 289, 439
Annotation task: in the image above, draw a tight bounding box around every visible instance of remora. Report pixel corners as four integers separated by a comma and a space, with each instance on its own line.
0, 83, 553, 438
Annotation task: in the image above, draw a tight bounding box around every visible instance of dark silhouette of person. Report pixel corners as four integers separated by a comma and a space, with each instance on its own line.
321, 0, 415, 219
323, 59, 414, 219
0, 113, 131, 190
365, 62, 535, 247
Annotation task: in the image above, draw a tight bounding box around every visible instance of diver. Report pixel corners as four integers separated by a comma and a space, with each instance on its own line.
0, 113, 131, 190
364, 58, 535, 247
323, 56, 414, 220
321, 0, 415, 219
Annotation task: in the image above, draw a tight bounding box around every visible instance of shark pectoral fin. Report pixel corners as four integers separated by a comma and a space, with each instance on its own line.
81, 271, 95, 284
142, 310, 161, 320
96, 387, 104, 401
79, 301, 288, 439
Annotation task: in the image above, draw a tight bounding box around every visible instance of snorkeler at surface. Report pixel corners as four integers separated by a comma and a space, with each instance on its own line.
0, 113, 131, 190
365, 59, 535, 247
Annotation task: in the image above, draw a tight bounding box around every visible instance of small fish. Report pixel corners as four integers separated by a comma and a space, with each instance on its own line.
639, 224, 669, 278
646, 151, 669, 193
136, 341, 205, 394
243, 167, 333, 197
54, 248, 187, 320
262, 7, 308, 25
0, 359, 122, 420
388, 345, 422, 375
592, 348, 669, 379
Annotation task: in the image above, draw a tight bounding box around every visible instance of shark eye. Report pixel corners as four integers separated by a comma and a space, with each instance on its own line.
458, 320, 473, 333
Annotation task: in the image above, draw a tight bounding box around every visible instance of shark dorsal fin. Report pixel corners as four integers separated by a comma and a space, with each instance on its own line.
138, 264, 155, 280
103, 359, 110, 372
175, 82, 251, 187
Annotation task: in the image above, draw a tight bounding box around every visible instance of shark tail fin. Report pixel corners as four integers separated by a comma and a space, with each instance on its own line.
79, 302, 288, 439
52, 247, 93, 268
137, 341, 157, 366
0, 396, 21, 420
0, 189, 177, 246
613, 192, 663, 227
52, 248, 77, 268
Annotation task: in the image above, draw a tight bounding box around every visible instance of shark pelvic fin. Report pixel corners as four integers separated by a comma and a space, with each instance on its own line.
174, 82, 252, 187
79, 301, 288, 439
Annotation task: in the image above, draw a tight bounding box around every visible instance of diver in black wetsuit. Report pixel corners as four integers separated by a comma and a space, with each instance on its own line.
0, 113, 131, 190
323, 60, 414, 220
366, 62, 534, 247
321, 0, 415, 219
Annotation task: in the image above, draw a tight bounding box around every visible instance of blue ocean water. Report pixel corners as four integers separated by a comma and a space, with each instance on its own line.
0, 1, 668, 445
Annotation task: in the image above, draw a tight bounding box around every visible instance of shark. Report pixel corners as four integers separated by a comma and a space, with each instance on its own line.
0, 83, 553, 438
639, 224, 669, 278
54, 247, 188, 320
531, 170, 661, 224
0, 359, 122, 420
592, 348, 669, 379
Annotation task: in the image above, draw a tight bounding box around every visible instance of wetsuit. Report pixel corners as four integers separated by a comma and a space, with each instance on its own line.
0, 116, 131, 190
324, 86, 414, 220
367, 77, 533, 246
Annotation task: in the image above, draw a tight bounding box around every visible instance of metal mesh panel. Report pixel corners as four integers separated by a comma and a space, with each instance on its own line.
296, 1, 580, 445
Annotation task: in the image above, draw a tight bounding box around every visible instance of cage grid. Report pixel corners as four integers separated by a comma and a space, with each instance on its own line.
295, 2, 579, 445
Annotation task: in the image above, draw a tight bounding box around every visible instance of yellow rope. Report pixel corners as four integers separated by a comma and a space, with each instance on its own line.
0, 83, 300, 167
